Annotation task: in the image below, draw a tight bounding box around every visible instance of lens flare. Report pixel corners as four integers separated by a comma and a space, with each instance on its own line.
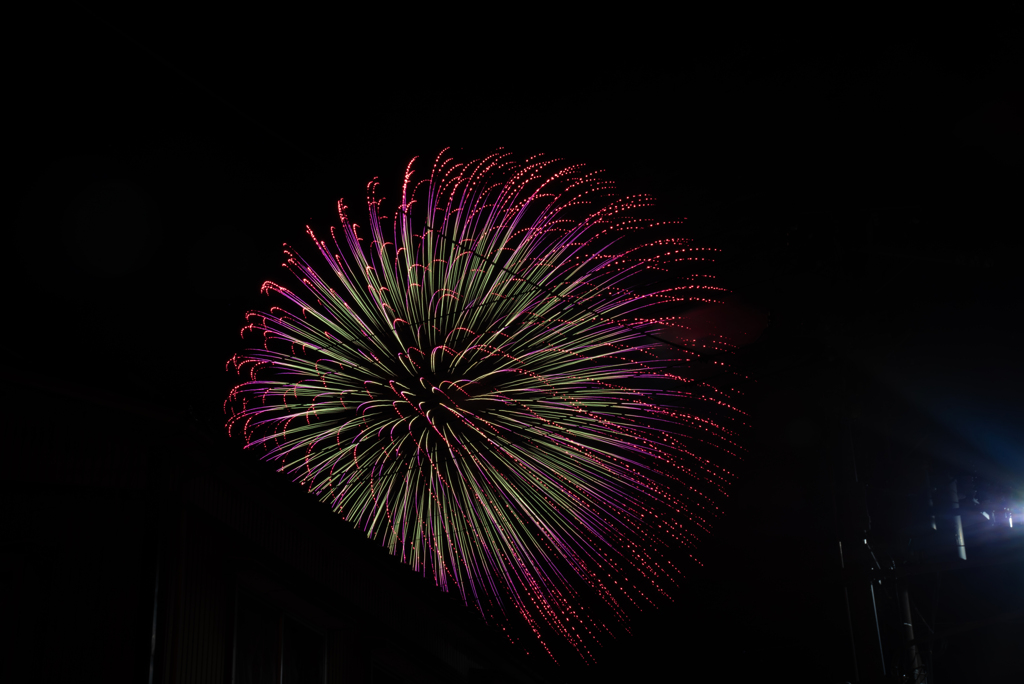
226, 151, 743, 662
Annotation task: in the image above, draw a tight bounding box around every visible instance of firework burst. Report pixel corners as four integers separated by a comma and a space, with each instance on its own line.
226, 150, 743, 662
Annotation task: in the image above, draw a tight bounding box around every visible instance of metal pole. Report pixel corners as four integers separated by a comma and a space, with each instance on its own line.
949, 477, 966, 560
900, 589, 925, 683
929, 573, 941, 683
839, 541, 860, 682
870, 581, 886, 678
149, 539, 161, 684
925, 464, 936, 531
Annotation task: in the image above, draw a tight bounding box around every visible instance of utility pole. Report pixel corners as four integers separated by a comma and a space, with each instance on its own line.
949, 477, 966, 561
835, 402, 887, 681
900, 588, 925, 684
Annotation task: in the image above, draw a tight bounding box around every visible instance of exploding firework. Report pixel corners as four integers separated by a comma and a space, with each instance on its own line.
226, 150, 743, 662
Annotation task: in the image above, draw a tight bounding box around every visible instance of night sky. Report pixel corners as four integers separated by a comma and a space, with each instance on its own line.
8, 10, 1023, 682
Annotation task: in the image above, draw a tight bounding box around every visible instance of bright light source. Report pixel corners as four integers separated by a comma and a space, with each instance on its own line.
982, 511, 991, 520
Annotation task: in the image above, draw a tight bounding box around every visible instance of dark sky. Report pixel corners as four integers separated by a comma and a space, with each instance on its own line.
8, 10, 1023, 682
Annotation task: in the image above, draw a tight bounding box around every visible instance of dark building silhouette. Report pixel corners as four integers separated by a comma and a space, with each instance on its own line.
5, 376, 549, 684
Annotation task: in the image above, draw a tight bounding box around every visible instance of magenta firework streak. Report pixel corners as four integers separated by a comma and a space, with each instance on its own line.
226, 151, 743, 662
